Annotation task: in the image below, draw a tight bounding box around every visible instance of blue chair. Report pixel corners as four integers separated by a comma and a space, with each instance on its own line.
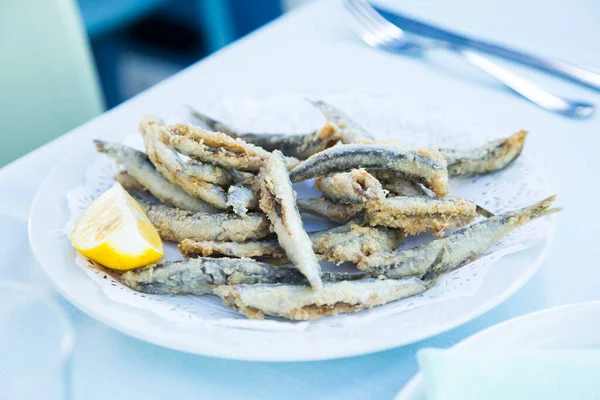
0, 0, 103, 166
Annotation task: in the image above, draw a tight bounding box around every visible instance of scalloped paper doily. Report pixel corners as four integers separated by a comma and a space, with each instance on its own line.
64, 93, 552, 331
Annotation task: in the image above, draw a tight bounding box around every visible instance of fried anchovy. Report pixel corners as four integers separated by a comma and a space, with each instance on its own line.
298, 195, 479, 233
315, 169, 387, 205
140, 118, 230, 209
180, 238, 285, 259
179, 223, 403, 264
94, 141, 217, 213
226, 184, 258, 215
289, 144, 449, 197
297, 198, 364, 223
366, 196, 478, 236
121, 257, 362, 295
371, 171, 494, 217
140, 117, 233, 185
214, 278, 430, 320
162, 123, 300, 172
258, 150, 323, 289
359, 195, 561, 278
136, 198, 271, 242
311, 223, 402, 263
440, 130, 528, 177
114, 171, 220, 214
191, 108, 343, 159
233, 122, 342, 160
323, 170, 383, 201
309, 100, 374, 144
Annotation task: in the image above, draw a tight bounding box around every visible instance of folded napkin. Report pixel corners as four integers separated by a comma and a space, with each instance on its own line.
418, 348, 600, 400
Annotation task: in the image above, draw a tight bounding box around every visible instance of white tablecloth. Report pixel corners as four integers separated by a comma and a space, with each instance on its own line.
3, 0, 600, 398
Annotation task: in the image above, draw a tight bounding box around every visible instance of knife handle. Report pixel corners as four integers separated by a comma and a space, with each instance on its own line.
376, 7, 600, 91
458, 39, 600, 91
456, 49, 594, 118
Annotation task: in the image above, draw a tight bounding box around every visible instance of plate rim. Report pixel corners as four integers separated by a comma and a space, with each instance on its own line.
28, 96, 557, 362
395, 299, 600, 399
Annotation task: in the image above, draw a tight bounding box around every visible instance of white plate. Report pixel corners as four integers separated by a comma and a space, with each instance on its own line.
29, 94, 555, 361
396, 301, 600, 399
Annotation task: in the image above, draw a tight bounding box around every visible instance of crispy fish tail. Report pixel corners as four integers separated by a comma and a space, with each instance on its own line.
509, 194, 561, 223
441, 130, 527, 177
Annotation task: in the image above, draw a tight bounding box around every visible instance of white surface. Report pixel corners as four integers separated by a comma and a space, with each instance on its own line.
0, 283, 74, 400
31, 93, 553, 360
2, 0, 599, 397
396, 301, 600, 400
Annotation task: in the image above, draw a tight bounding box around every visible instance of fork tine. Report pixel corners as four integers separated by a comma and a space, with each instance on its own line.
344, 0, 379, 36
343, 4, 370, 36
345, 19, 370, 42
351, 0, 396, 30
344, 0, 374, 36
346, 0, 402, 44
344, 1, 384, 45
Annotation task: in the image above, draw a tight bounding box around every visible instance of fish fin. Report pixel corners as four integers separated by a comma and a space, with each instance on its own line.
520, 195, 562, 220
506, 130, 528, 151
476, 205, 495, 218
186, 105, 216, 127
422, 245, 451, 282
186, 105, 238, 136
321, 272, 367, 282
306, 99, 340, 125
305, 98, 324, 110
94, 140, 107, 153
351, 209, 370, 226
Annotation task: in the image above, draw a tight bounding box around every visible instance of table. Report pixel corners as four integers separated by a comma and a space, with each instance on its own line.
3, 0, 600, 398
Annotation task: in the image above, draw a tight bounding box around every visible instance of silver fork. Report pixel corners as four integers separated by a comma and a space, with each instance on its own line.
344, 0, 595, 119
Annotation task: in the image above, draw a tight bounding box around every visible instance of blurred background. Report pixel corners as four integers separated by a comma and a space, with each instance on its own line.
83, 0, 312, 108
0, 0, 313, 166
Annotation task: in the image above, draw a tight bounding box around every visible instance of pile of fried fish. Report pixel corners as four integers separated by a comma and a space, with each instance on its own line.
95, 101, 560, 321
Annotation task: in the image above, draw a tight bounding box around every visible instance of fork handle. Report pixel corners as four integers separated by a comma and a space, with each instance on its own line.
454, 49, 594, 118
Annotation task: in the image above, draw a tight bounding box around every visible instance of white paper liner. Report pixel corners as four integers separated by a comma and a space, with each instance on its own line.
65, 93, 552, 331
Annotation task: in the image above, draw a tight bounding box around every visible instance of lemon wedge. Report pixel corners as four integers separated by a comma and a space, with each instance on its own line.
71, 182, 164, 270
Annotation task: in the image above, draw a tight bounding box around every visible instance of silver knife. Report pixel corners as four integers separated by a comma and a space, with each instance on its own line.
373, 4, 600, 91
